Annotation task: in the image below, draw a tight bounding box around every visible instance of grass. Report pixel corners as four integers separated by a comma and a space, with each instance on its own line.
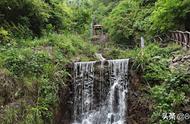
0, 33, 98, 124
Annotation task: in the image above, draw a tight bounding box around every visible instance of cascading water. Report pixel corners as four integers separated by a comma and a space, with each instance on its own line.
73, 59, 129, 124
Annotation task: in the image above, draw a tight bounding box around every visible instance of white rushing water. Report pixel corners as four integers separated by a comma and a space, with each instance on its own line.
73, 59, 129, 124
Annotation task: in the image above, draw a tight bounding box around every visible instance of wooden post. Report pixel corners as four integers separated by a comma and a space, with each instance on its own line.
187, 32, 190, 48
171, 33, 175, 41
175, 32, 178, 44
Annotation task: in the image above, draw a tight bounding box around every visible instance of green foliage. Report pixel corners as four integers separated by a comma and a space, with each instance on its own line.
2, 106, 20, 124
150, 0, 190, 34
18, 33, 97, 59
0, 32, 97, 123
0, 27, 10, 44
22, 106, 44, 124
104, 42, 180, 66
0, 0, 92, 37
48, 2, 73, 33
92, 0, 119, 22
0, 0, 190, 123
72, 7, 91, 33
150, 70, 190, 124
141, 43, 189, 123
104, 0, 139, 46
98, 0, 190, 46
150, 84, 185, 124
0, 0, 50, 37
103, 42, 189, 123
103, 0, 153, 47
1, 102, 46, 124
4, 52, 51, 77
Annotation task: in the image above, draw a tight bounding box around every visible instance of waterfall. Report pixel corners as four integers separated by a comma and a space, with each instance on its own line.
73, 59, 129, 124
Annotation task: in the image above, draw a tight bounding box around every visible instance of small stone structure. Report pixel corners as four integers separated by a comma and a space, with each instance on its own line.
91, 24, 107, 44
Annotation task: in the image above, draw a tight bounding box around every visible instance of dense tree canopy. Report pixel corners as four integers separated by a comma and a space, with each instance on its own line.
0, 0, 91, 39
150, 0, 190, 34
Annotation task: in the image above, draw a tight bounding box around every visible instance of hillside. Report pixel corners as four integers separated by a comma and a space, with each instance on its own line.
0, 0, 190, 124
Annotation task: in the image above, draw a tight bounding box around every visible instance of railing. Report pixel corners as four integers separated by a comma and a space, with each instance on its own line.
154, 31, 190, 48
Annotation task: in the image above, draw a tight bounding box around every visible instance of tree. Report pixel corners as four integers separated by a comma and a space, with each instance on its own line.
150, 0, 190, 34
103, 0, 153, 47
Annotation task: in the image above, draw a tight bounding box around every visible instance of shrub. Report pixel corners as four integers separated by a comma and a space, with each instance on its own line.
150, 0, 190, 34
71, 7, 91, 34
0, 0, 50, 36
4, 52, 51, 77
48, 2, 73, 33
150, 84, 185, 124
104, 0, 138, 46
103, 0, 154, 47
0, 27, 10, 44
